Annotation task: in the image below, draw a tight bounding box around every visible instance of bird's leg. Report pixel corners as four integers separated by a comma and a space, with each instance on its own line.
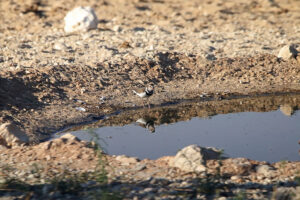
142, 100, 146, 108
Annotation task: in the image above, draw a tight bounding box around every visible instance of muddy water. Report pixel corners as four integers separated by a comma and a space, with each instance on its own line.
56, 95, 300, 163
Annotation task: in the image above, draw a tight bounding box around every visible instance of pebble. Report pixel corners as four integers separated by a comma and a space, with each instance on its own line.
0, 177, 6, 184
75, 99, 86, 104
231, 175, 241, 181
133, 164, 146, 171
256, 164, 274, 177
143, 187, 154, 193
277, 44, 298, 60
53, 42, 67, 51
27, 174, 35, 179
112, 25, 122, 32
115, 155, 139, 165
75, 107, 86, 112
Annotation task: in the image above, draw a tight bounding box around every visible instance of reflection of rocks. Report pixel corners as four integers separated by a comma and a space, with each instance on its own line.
136, 118, 155, 133
67, 94, 300, 132
280, 104, 294, 116
99, 95, 300, 127
0, 122, 29, 148
169, 145, 223, 173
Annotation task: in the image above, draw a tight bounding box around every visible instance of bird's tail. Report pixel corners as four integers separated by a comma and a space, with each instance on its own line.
132, 90, 137, 95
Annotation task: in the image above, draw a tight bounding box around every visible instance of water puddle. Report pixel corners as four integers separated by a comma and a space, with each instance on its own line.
55, 94, 300, 163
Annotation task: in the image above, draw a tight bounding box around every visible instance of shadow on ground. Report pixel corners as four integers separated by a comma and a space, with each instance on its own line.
0, 77, 43, 111
0, 173, 298, 199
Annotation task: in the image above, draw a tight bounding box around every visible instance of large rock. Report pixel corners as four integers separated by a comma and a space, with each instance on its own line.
0, 122, 29, 148
277, 44, 298, 60
64, 6, 98, 33
169, 145, 222, 173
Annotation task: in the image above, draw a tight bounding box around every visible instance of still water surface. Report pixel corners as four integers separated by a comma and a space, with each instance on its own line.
59, 108, 300, 163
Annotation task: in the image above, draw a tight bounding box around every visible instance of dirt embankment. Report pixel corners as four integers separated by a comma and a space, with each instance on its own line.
1, 54, 300, 139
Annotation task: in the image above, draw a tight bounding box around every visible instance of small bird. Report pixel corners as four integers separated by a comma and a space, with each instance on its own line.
132, 84, 154, 108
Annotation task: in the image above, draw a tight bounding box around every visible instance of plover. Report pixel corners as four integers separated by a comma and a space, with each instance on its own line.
132, 84, 154, 108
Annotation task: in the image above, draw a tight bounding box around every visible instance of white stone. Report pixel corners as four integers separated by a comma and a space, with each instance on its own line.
169, 145, 222, 173
53, 42, 67, 50
277, 44, 298, 60
112, 25, 122, 32
256, 164, 274, 176
148, 45, 154, 51
64, 6, 98, 33
115, 155, 139, 165
230, 175, 241, 181
75, 107, 86, 112
0, 122, 29, 147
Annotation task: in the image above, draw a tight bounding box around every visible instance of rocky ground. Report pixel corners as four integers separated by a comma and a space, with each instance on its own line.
0, 134, 299, 199
0, 0, 300, 199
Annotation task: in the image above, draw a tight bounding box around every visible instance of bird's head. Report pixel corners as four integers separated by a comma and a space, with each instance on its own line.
146, 84, 154, 92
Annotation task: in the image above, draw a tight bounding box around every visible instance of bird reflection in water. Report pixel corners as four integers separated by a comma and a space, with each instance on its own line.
136, 118, 155, 133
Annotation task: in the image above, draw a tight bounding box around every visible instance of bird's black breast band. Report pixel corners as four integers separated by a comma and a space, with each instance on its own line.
145, 89, 153, 96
